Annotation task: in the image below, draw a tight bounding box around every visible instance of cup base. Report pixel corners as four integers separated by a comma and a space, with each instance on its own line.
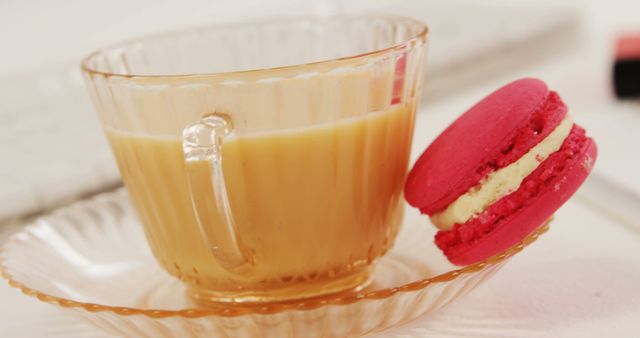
189, 268, 372, 305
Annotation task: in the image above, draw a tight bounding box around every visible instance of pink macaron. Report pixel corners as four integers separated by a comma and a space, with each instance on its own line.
405, 78, 597, 265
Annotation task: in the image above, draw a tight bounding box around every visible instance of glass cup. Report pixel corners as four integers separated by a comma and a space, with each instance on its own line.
81, 15, 427, 304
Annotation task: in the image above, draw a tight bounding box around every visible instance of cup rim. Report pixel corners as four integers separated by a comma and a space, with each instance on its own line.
80, 14, 428, 80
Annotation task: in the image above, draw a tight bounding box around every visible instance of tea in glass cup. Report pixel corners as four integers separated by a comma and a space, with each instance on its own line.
81, 15, 428, 303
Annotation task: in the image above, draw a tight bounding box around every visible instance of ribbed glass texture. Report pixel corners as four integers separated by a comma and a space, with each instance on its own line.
0, 189, 547, 337
81, 16, 429, 301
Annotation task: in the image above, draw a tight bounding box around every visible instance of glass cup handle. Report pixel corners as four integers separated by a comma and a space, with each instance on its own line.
182, 113, 250, 271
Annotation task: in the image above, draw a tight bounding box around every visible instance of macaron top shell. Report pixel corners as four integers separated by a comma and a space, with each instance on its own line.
404, 78, 568, 214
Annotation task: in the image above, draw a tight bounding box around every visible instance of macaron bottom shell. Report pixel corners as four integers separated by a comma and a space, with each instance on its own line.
435, 125, 597, 266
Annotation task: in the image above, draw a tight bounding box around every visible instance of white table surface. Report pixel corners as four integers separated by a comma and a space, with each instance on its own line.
2, 0, 640, 337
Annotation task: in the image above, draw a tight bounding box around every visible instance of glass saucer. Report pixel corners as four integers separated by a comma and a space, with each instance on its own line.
0, 189, 548, 338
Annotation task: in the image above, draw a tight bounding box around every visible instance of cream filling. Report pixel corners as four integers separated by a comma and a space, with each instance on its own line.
430, 115, 574, 230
